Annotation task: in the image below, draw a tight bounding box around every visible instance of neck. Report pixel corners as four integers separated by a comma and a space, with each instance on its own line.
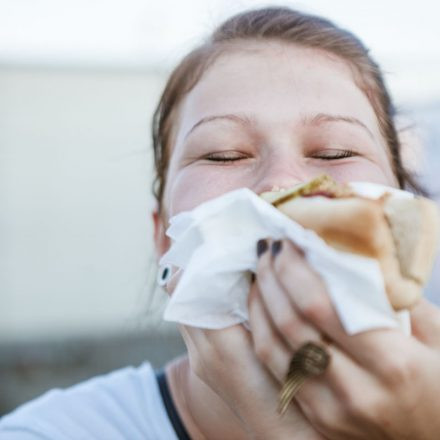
166, 355, 250, 440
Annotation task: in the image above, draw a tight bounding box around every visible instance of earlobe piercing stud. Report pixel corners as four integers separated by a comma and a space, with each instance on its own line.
157, 264, 173, 287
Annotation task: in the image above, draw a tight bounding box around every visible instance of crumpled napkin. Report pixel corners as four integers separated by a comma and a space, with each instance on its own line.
160, 182, 413, 335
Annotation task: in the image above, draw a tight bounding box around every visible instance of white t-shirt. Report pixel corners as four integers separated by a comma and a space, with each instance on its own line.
0, 363, 180, 439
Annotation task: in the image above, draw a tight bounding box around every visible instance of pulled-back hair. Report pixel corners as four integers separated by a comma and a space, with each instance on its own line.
152, 6, 425, 211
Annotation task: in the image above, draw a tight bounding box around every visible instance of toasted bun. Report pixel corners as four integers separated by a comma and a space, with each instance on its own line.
262, 176, 440, 310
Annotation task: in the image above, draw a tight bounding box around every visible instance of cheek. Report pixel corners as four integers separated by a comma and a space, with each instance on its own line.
165, 168, 248, 216
328, 162, 397, 187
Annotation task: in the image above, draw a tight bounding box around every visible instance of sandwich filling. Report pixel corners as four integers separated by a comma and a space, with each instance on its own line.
261, 175, 355, 206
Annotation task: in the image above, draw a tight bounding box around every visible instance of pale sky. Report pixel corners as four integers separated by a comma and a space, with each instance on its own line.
1, 0, 440, 101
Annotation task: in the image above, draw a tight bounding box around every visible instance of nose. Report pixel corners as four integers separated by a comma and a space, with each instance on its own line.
252, 152, 315, 195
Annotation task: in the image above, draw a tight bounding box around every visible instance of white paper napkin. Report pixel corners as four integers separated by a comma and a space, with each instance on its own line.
160, 182, 413, 335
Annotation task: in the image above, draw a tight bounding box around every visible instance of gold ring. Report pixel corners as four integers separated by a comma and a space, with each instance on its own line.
278, 341, 330, 414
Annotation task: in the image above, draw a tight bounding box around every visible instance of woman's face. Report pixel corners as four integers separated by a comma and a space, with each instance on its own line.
156, 42, 397, 251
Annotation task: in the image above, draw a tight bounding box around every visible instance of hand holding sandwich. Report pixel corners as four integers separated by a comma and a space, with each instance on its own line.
251, 238, 440, 439
247, 176, 440, 439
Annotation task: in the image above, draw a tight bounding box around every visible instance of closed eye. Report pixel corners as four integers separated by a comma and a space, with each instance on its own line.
204, 151, 250, 163
309, 149, 358, 160
202, 149, 357, 163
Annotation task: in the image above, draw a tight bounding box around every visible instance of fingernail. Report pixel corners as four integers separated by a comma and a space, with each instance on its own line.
250, 273, 256, 283
257, 239, 268, 257
271, 240, 282, 257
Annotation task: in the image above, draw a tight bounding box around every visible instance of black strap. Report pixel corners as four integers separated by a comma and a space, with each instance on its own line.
156, 369, 192, 440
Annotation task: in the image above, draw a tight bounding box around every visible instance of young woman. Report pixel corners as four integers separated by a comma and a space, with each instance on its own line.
2, 6, 440, 439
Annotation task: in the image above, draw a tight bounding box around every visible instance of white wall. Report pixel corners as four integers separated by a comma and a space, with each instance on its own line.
1, 66, 167, 341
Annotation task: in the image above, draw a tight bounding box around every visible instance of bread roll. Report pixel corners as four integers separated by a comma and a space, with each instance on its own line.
261, 176, 440, 310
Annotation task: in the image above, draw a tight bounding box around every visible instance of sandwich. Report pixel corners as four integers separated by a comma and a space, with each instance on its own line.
260, 175, 440, 310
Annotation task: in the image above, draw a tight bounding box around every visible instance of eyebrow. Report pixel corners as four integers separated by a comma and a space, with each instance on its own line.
184, 114, 254, 141
305, 113, 375, 140
184, 112, 375, 141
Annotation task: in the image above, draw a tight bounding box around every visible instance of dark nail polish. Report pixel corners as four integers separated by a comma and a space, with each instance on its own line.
271, 240, 282, 257
257, 239, 268, 257
250, 273, 256, 283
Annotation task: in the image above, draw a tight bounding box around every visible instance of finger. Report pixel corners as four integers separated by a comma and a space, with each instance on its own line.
255, 239, 386, 430
248, 281, 291, 382
296, 343, 382, 438
271, 239, 419, 379
255, 238, 323, 351
410, 299, 440, 349
269, 239, 345, 340
247, 278, 374, 434
181, 322, 263, 396
183, 322, 252, 358
184, 323, 301, 413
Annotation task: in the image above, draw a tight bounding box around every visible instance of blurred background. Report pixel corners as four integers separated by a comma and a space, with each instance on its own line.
1, 0, 440, 414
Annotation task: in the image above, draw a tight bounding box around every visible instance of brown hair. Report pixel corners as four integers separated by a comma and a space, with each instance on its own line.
152, 6, 426, 212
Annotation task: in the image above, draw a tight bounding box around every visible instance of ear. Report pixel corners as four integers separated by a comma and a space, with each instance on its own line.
153, 210, 171, 259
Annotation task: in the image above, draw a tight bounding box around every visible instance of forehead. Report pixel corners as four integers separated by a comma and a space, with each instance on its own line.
175, 42, 381, 143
